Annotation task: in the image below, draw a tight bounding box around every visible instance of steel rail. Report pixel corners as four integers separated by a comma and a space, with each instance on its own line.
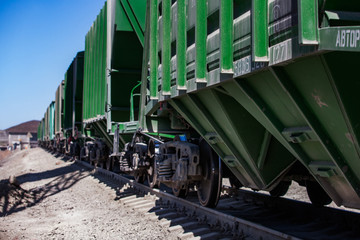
75, 159, 298, 240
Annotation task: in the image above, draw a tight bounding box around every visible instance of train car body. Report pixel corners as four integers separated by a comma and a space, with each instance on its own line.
54, 81, 65, 152
63, 51, 85, 155
43, 101, 55, 148
136, 0, 360, 209
80, 0, 147, 166
37, 118, 45, 146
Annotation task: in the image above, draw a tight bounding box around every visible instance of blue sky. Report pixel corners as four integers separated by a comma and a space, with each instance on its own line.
0, 0, 105, 130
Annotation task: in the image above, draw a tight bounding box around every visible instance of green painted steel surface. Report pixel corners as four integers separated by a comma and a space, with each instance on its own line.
195, 0, 207, 81
63, 52, 84, 135
37, 121, 41, 141
54, 81, 64, 136
298, 0, 318, 44
44, 102, 55, 141
252, 0, 269, 61
83, 3, 107, 123
142, 0, 360, 208
176, 0, 187, 90
319, 26, 360, 51
107, 0, 146, 134
82, 0, 146, 147
149, 0, 158, 99
37, 118, 44, 141
41, 118, 45, 141
161, 0, 171, 95
49, 101, 55, 140
220, 0, 233, 72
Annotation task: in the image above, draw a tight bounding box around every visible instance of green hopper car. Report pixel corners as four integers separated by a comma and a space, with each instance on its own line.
63, 51, 85, 155
43, 101, 55, 149
138, 0, 360, 209
37, 118, 45, 146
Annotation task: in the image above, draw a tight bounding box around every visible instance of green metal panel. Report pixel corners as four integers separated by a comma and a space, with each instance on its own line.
46, 104, 50, 140
176, 0, 187, 90
298, 0, 319, 44
169, 88, 295, 189
119, 0, 146, 46
44, 102, 55, 141
42, 118, 45, 141
83, 3, 107, 123
161, 0, 171, 95
195, 0, 207, 81
37, 121, 41, 141
63, 52, 84, 135
220, 0, 233, 72
49, 101, 55, 140
150, 0, 158, 99
37, 119, 44, 141
252, 0, 268, 62
108, 0, 146, 127
82, 0, 146, 145
54, 81, 64, 136
39, 118, 45, 141
224, 52, 360, 208
319, 26, 360, 51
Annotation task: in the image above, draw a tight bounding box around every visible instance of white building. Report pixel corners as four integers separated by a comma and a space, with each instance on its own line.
8, 132, 36, 150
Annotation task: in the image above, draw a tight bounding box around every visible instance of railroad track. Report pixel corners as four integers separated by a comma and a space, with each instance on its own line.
73, 158, 360, 240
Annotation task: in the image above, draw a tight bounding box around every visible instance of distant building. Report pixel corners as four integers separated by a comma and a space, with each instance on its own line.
3, 120, 40, 150
8, 132, 38, 150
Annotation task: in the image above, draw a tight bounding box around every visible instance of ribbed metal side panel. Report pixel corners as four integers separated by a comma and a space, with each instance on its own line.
49, 101, 55, 140
83, 0, 146, 137
41, 118, 45, 141
54, 81, 64, 136
37, 118, 44, 141
44, 102, 55, 141
83, 2, 107, 123
63, 51, 84, 135
44, 106, 49, 141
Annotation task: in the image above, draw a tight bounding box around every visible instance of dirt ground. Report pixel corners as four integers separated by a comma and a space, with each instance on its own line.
0, 148, 357, 239
0, 150, 12, 162
0, 148, 176, 240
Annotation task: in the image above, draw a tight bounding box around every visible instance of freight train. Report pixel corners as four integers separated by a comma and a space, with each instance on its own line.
38, 0, 360, 209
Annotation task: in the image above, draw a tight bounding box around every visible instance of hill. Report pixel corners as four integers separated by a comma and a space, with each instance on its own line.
5, 120, 40, 133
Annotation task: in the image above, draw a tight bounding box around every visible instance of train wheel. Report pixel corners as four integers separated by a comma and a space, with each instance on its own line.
147, 140, 158, 188
147, 165, 158, 188
197, 140, 222, 208
306, 181, 332, 206
270, 181, 291, 197
172, 185, 188, 198
134, 172, 145, 184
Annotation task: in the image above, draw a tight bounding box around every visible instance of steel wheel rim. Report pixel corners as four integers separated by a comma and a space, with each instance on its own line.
197, 140, 222, 208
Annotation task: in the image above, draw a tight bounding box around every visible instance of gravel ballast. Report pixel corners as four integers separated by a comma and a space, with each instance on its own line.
0, 148, 174, 239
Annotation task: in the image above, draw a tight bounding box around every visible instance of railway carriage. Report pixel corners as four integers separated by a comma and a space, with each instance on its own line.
54, 80, 65, 152
41, 102, 55, 149
63, 51, 85, 156
37, 118, 45, 147
39, 0, 360, 209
